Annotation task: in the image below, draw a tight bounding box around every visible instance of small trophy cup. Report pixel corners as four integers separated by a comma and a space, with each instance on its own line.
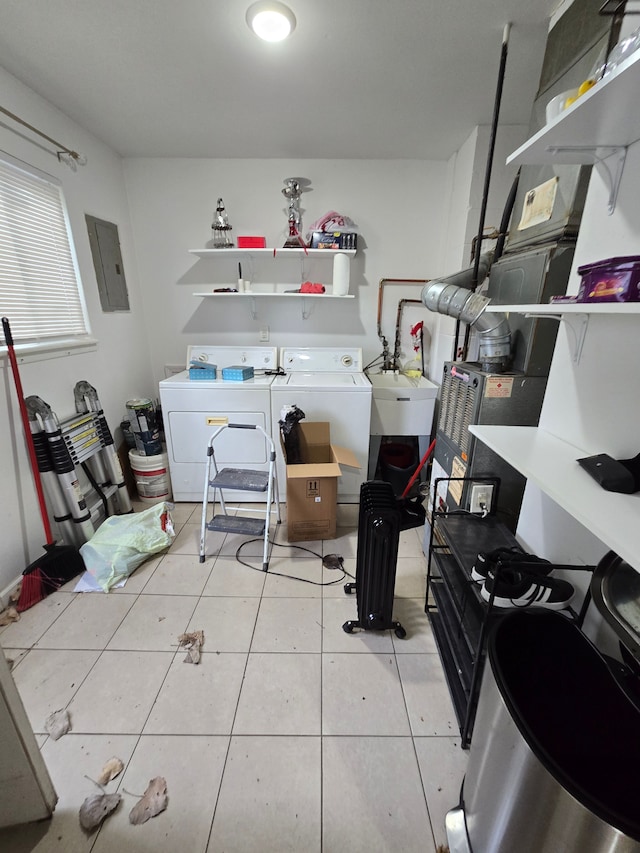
281, 178, 310, 247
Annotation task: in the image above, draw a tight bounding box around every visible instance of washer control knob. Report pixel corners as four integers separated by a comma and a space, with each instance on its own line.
341, 355, 353, 367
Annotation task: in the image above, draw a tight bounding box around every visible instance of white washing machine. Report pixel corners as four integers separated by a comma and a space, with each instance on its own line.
270, 347, 372, 502
159, 346, 278, 501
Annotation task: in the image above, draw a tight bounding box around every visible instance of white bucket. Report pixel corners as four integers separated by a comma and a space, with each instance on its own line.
129, 448, 172, 504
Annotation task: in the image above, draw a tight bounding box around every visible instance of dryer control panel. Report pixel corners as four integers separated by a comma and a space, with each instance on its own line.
187, 345, 278, 371
280, 347, 363, 373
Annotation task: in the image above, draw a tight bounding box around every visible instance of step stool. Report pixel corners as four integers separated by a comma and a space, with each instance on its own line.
199, 423, 281, 571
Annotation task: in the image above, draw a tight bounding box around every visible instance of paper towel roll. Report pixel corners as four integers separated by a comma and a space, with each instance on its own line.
332, 252, 350, 296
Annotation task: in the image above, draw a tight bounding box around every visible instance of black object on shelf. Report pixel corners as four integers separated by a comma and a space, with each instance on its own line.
577, 451, 640, 494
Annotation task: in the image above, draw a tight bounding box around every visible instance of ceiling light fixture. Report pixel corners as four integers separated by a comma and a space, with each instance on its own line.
246, 1, 296, 42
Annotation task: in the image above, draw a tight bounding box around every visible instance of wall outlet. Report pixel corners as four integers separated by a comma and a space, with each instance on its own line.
470, 483, 494, 514
259, 327, 270, 342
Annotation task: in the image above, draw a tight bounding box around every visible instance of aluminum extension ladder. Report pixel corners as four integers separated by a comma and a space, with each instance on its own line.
25, 382, 132, 546
199, 423, 281, 571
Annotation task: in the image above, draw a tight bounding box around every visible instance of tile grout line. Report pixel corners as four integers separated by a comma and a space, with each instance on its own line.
203, 560, 264, 852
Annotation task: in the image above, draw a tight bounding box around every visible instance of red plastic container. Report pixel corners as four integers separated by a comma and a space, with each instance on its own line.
577, 256, 640, 303
237, 236, 266, 248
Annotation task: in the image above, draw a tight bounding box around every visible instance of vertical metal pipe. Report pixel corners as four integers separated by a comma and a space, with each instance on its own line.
462, 22, 511, 361
471, 22, 511, 293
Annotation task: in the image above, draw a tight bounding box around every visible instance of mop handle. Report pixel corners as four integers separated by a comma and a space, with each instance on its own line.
2, 318, 55, 544
401, 438, 436, 499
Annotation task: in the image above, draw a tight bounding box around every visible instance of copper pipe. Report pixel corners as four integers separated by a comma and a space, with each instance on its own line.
377, 278, 429, 371
393, 298, 423, 372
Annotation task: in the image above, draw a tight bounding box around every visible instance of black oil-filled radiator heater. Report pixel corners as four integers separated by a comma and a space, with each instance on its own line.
343, 481, 406, 639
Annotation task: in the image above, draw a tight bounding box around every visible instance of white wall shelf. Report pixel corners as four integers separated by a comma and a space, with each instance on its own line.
189, 247, 356, 318
189, 248, 356, 259
193, 290, 354, 320
192, 291, 355, 298
484, 302, 640, 363
507, 48, 640, 213
484, 303, 640, 315
469, 424, 640, 573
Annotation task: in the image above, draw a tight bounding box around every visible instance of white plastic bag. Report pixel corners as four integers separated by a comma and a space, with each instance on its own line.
79, 502, 175, 591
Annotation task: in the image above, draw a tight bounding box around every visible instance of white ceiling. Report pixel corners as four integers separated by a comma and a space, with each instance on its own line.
0, 0, 561, 160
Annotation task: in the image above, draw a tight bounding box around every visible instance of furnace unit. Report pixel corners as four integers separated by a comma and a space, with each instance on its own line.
431, 241, 574, 530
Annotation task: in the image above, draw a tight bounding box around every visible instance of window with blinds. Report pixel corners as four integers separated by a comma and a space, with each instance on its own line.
0, 154, 91, 353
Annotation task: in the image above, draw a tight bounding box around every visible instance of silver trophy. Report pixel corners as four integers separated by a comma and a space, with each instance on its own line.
282, 178, 311, 247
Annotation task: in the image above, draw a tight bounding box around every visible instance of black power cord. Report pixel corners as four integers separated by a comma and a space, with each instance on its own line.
234, 539, 354, 586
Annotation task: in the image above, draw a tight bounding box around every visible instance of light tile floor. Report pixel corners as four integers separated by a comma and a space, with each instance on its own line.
0, 501, 467, 852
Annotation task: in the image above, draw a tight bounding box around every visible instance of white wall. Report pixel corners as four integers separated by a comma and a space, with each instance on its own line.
0, 67, 153, 602
122, 158, 451, 383
123, 134, 523, 389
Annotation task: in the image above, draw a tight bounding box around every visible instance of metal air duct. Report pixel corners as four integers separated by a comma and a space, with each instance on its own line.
421, 253, 511, 372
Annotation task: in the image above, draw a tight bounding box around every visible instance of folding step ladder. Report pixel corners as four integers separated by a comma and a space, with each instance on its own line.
199, 423, 281, 571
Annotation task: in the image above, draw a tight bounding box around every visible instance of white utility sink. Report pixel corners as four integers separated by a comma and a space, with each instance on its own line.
369, 372, 438, 436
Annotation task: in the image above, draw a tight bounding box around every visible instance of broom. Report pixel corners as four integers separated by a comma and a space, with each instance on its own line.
2, 318, 86, 611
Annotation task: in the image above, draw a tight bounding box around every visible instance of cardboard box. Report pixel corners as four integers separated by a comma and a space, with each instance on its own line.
284, 422, 360, 542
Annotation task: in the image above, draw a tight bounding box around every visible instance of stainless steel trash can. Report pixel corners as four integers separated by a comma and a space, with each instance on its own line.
447, 610, 640, 853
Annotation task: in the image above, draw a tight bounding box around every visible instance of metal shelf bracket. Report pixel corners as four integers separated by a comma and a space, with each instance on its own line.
546, 144, 627, 214
525, 311, 589, 363
301, 297, 316, 320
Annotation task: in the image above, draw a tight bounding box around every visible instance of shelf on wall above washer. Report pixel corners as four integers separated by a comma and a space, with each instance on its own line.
192, 289, 354, 320
189, 248, 356, 259
469, 424, 640, 575
192, 291, 354, 299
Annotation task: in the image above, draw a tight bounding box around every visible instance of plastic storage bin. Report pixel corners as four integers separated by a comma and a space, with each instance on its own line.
577, 255, 640, 303
455, 610, 640, 852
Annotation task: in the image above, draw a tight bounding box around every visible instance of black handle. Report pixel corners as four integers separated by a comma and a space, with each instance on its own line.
229, 423, 256, 429
2, 317, 13, 347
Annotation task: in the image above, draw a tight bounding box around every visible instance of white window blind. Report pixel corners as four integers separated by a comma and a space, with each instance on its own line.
0, 155, 90, 350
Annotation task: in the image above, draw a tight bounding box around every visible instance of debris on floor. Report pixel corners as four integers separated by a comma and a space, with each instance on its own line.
178, 630, 204, 664
129, 776, 168, 825
44, 708, 71, 740
97, 757, 124, 786
79, 792, 122, 832
0, 604, 20, 626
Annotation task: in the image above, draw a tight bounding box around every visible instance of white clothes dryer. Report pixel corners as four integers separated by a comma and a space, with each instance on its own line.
159, 346, 278, 501
270, 347, 372, 502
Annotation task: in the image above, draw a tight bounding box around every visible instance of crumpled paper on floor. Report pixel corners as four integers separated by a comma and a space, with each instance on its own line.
129, 776, 168, 825
177, 630, 204, 664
